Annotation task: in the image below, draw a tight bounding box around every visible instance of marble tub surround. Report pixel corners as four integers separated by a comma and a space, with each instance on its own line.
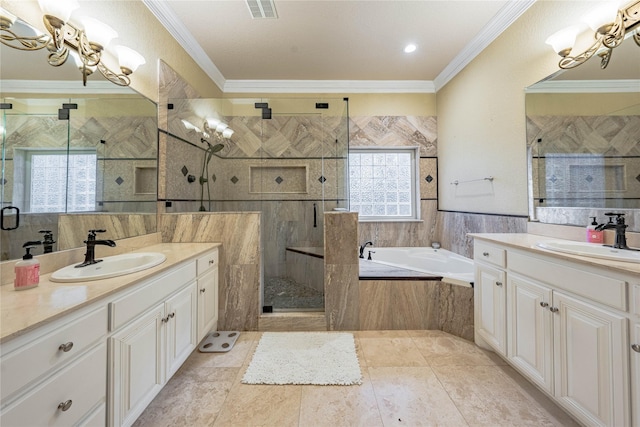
358, 280, 474, 339
435, 211, 529, 258
159, 212, 261, 331
0, 233, 162, 287
0, 241, 219, 342
471, 233, 640, 275
133, 330, 577, 427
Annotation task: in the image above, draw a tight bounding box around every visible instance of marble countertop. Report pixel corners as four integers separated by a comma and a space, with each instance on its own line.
0, 242, 221, 343
470, 233, 640, 276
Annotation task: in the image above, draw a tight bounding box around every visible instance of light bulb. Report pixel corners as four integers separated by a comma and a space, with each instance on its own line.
222, 128, 234, 139
545, 26, 579, 57
115, 46, 145, 75
182, 119, 197, 131
582, 1, 620, 33
38, 0, 79, 23
403, 44, 417, 54
79, 16, 118, 50
215, 123, 228, 132
206, 118, 221, 129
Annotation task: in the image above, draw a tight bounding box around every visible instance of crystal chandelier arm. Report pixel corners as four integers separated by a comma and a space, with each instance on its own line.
0, 28, 50, 50
96, 62, 130, 86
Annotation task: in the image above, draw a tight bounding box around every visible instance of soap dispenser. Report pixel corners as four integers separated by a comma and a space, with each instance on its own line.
586, 217, 604, 244
14, 242, 41, 290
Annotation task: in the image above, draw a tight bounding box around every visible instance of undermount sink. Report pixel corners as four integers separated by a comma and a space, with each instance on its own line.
50, 252, 167, 283
536, 241, 640, 263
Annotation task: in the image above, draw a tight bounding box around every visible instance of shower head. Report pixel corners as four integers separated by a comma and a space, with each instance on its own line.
211, 143, 224, 153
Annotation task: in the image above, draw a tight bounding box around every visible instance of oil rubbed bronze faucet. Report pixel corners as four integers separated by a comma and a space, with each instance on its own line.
595, 213, 637, 251
76, 229, 116, 267
359, 241, 373, 258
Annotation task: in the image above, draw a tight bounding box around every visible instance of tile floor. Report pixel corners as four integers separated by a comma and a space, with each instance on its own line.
133, 330, 579, 427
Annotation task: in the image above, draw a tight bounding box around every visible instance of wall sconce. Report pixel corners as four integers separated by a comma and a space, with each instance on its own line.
0, 0, 145, 86
545, 0, 639, 69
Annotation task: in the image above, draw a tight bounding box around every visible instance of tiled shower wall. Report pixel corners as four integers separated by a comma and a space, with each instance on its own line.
528, 115, 640, 231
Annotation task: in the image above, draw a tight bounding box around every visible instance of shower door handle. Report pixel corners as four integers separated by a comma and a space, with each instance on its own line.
313, 203, 317, 228
1, 206, 19, 230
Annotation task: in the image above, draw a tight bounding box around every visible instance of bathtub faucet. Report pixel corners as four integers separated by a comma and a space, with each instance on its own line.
359, 241, 373, 258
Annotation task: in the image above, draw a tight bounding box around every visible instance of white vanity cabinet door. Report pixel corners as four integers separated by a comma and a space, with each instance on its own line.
552, 291, 629, 427
109, 303, 165, 427
166, 282, 198, 378
197, 266, 219, 342
632, 320, 640, 427
474, 262, 507, 355
507, 273, 554, 394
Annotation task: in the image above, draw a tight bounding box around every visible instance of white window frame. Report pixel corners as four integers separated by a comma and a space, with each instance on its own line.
349, 146, 421, 222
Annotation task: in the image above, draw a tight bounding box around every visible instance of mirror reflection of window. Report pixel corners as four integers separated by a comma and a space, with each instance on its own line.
25, 150, 97, 213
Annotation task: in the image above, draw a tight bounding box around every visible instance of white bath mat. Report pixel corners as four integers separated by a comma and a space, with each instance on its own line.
242, 332, 362, 385
198, 331, 240, 353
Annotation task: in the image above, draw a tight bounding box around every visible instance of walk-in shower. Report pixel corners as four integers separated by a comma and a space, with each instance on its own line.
166, 97, 350, 311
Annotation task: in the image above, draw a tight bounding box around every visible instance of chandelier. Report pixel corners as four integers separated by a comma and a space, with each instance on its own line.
545, 0, 640, 69
0, 0, 145, 87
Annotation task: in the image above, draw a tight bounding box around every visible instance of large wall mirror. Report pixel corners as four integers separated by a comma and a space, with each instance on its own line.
526, 39, 640, 232
1, 8, 158, 260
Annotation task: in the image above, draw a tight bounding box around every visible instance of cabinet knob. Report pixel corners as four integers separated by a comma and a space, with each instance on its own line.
482, 252, 490, 257
632, 344, 640, 353
549, 307, 559, 313
495, 281, 503, 287
200, 288, 206, 293
209, 259, 215, 265
539, 302, 549, 308
168, 312, 175, 319
58, 342, 74, 352
161, 316, 169, 323
58, 400, 73, 412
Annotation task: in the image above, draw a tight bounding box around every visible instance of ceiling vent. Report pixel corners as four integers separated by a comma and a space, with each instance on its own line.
246, 0, 278, 19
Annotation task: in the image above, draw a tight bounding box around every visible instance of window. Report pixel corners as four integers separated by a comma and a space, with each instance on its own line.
349, 147, 420, 221
27, 150, 97, 213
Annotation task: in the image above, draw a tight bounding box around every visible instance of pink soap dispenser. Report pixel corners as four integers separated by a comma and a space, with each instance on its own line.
586, 217, 604, 244
14, 244, 40, 290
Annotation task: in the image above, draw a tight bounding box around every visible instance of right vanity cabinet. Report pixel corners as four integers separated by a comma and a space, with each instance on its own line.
474, 239, 636, 427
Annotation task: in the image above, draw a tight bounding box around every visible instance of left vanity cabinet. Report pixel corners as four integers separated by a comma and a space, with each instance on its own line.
0, 304, 109, 426
0, 243, 220, 427
108, 260, 198, 427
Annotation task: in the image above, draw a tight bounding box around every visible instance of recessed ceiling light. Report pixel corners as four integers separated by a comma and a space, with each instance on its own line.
404, 44, 417, 54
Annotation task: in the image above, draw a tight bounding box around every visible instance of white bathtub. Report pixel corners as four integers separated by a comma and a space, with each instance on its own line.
365, 247, 474, 287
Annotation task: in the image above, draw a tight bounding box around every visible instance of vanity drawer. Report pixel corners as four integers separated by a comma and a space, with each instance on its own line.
509, 251, 627, 311
474, 241, 506, 268
0, 305, 107, 402
196, 249, 219, 276
109, 260, 196, 331
1, 343, 106, 427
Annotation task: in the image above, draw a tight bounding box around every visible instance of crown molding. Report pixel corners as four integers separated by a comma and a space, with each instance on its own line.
433, 0, 536, 92
142, 0, 226, 91
525, 80, 640, 93
223, 80, 435, 94
0, 79, 135, 94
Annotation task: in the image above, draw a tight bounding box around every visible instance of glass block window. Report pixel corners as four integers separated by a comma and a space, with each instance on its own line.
349, 148, 419, 221
29, 151, 97, 212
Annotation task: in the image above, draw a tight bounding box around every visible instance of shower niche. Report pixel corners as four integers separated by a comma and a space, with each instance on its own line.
166, 97, 350, 311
